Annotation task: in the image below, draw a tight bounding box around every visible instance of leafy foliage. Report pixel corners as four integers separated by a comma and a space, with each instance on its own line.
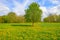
25, 2, 42, 23
0, 12, 25, 23
43, 14, 60, 23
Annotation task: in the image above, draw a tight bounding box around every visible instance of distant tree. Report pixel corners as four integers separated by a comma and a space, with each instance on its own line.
0, 12, 25, 23
25, 2, 42, 26
57, 15, 60, 22
0, 16, 4, 23
16, 16, 25, 23
44, 14, 58, 22
7, 12, 25, 23
2, 15, 8, 23
7, 12, 17, 23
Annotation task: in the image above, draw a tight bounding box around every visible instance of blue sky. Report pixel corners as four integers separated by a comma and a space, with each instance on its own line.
0, 0, 60, 19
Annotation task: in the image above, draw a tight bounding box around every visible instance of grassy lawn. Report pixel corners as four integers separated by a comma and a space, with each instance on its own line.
0, 23, 60, 40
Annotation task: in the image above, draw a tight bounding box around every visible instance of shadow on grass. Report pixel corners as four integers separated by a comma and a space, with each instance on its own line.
11, 24, 32, 27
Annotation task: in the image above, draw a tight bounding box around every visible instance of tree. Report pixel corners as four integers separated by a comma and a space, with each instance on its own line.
7, 12, 17, 23
2, 15, 8, 23
44, 14, 58, 23
25, 2, 42, 26
0, 16, 4, 23
57, 15, 60, 22
7, 12, 25, 23
16, 16, 25, 23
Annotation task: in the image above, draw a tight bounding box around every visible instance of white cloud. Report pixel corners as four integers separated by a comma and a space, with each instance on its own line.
40, 6, 48, 21
40, 5, 60, 21
48, 5, 60, 15
12, 0, 25, 15
12, 0, 37, 15
0, 3, 10, 16
48, 7, 58, 14
49, 0, 60, 4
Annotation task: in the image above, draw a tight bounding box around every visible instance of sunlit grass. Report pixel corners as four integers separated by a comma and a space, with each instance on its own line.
0, 23, 60, 40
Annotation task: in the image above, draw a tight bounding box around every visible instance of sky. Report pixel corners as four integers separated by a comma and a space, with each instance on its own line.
0, 0, 60, 20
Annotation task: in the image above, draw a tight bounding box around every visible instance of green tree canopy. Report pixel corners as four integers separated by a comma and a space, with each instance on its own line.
44, 14, 58, 23
25, 2, 42, 26
7, 12, 17, 23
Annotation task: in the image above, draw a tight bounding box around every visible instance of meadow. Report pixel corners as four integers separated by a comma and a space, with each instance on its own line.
0, 23, 60, 40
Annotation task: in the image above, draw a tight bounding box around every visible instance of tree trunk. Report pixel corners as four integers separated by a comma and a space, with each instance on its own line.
32, 22, 34, 27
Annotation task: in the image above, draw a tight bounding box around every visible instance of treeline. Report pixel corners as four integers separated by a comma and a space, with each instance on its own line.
1, 12, 60, 23
43, 14, 60, 23
0, 12, 25, 23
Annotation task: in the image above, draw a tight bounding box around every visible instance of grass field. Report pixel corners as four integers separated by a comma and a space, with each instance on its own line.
0, 23, 60, 40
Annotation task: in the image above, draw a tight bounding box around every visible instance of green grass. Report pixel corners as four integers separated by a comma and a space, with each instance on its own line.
0, 23, 60, 40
